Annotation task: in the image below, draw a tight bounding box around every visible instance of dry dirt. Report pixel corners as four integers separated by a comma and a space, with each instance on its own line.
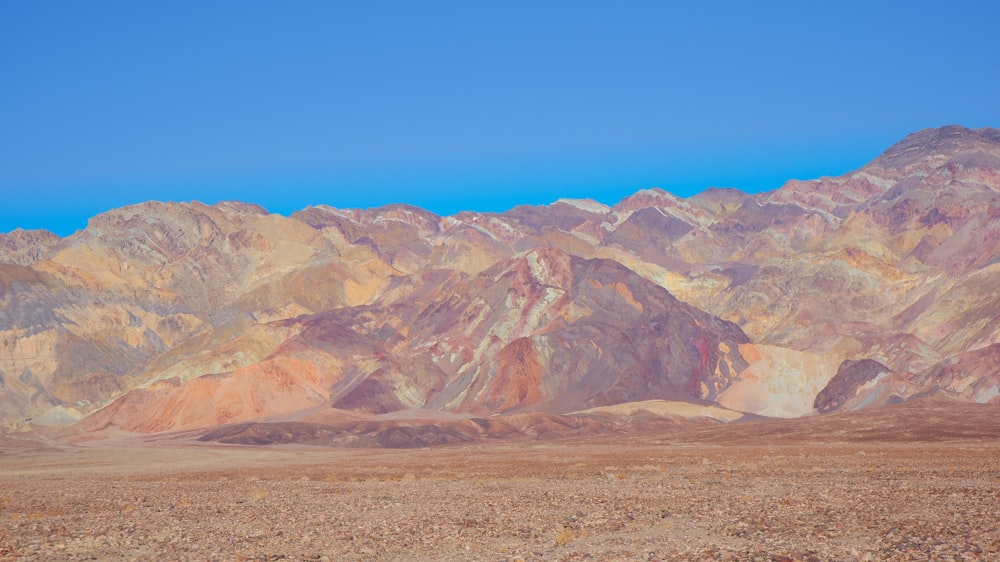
1, 402, 999, 561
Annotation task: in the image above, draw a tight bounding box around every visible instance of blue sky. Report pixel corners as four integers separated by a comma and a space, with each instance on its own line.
2, 1, 998, 235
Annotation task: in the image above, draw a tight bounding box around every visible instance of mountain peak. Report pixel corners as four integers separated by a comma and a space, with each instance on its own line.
0, 228, 62, 266
869, 125, 1000, 171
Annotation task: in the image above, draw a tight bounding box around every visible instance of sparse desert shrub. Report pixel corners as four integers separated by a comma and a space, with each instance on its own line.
246, 486, 269, 502
554, 530, 575, 546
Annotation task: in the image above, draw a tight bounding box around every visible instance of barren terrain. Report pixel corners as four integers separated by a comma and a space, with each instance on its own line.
6, 127, 1000, 435
1, 400, 998, 561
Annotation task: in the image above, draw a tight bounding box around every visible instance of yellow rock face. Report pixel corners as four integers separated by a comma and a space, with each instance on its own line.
716, 345, 842, 418
572, 399, 744, 422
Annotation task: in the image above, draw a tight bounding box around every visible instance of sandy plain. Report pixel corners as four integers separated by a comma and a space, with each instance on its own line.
1, 400, 998, 561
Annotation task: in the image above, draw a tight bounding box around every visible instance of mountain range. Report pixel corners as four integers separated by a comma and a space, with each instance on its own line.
2, 125, 998, 446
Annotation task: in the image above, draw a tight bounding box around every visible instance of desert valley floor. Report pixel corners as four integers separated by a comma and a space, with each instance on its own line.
1, 399, 998, 562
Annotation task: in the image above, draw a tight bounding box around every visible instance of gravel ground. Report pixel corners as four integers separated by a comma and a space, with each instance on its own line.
1, 438, 998, 561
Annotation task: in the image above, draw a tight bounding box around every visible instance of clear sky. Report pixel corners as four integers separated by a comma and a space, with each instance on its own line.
2, 1, 998, 235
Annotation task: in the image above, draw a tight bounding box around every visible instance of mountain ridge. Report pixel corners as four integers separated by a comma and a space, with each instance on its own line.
2, 125, 999, 445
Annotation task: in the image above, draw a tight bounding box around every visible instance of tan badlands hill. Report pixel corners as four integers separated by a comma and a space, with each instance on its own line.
2, 125, 999, 445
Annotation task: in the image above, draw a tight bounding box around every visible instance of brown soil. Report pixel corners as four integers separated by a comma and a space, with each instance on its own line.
1, 401, 999, 561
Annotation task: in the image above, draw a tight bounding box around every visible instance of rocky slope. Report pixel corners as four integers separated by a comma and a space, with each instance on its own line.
2, 125, 998, 442
79, 248, 752, 434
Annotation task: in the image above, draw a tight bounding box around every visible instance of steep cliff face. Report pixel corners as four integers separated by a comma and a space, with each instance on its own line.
2, 125, 999, 437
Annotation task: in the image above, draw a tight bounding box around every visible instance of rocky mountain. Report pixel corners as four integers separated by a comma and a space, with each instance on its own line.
2, 125, 998, 444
